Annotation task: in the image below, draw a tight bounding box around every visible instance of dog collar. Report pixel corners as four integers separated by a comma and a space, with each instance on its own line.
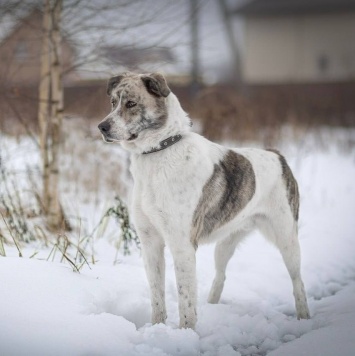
142, 134, 182, 155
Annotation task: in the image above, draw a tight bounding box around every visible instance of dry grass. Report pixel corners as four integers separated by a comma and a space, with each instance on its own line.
0, 117, 138, 265
191, 84, 355, 147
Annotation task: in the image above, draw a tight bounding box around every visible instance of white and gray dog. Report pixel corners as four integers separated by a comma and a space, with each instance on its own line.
98, 72, 310, 329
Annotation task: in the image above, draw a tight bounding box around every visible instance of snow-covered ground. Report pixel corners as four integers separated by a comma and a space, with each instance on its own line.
1, 127, 355, 355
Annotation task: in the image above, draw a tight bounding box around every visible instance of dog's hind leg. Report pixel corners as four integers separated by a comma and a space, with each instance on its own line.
208, 231, 247, 304
279, 227, 310, 319
258, 216, 310, 319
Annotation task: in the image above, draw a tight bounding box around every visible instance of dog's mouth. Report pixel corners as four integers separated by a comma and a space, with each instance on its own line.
101, 133, 138, 143
101, 134, 116, 143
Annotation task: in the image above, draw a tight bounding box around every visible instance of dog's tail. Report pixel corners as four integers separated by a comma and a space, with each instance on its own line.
267, 149, 299, 222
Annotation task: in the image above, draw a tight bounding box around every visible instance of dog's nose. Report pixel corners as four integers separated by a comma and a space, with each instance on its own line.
98, 121, 111, 133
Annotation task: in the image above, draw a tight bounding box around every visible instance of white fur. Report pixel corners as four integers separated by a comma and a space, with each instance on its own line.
103, 90, 310, 329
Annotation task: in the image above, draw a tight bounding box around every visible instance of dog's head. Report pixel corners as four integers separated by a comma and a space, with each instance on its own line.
98, 72, 171, 143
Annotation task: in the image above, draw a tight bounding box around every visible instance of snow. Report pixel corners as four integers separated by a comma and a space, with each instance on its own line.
269, 283, 355, 356
1, 128, 355, 355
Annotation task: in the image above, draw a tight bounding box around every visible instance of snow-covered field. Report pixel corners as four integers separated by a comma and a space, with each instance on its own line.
1, 126, 355, 355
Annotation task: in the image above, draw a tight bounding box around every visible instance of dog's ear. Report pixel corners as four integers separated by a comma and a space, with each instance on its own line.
107, 75, 124, 96
141, 73, 170, 98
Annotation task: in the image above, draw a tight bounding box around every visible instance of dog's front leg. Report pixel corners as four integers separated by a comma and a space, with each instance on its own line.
139, 232, 167, 325
170, 243, 197, 329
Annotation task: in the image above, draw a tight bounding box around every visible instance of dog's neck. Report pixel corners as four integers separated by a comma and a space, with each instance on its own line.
121, 93, 191, 155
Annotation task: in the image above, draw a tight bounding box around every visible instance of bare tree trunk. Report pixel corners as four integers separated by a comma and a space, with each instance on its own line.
38, 0, 51, 214
38, 0, 68, 231
47, 0, 66, 230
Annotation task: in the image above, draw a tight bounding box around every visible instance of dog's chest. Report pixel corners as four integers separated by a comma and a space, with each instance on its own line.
131, 152, 213, 226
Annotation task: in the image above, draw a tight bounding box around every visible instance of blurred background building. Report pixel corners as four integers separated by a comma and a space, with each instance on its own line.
235, 0, 355, 84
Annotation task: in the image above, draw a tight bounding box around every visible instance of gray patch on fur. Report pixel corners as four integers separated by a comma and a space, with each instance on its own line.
267, 149, 299, 221
191, 150, 256, 247
141, 100, 168, 131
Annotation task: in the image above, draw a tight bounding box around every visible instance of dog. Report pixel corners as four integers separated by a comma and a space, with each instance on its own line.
98, 72, 310, 329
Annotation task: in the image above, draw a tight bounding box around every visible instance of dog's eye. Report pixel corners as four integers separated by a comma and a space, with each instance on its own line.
126, 101, 137, 108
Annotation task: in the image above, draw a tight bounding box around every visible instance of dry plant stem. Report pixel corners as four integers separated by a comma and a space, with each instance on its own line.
58, 235, 69, 263
34, 225, 49, 246
29, 251, 39, 259
74, 246, 91, 270
0, 212, 22, 257
0, 236, 6, 257
46, 243, 56, 261
75, 219, 82, 263
56, 244, 80, 273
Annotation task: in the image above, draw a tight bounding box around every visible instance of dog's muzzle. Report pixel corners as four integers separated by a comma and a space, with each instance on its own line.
98, 120, 139, 143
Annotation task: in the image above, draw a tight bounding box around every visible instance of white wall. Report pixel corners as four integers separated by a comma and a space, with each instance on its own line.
242, 12, 355, 83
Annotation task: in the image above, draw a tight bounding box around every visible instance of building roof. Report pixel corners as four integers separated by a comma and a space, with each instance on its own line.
233, 0, 355, 16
